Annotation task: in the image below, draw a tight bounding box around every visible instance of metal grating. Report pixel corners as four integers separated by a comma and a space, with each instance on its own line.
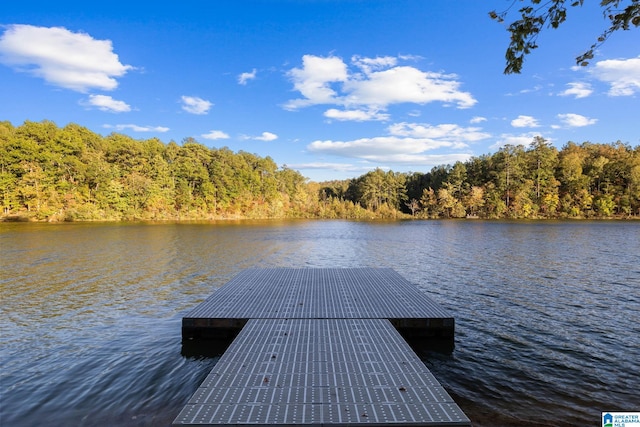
184, 268, 452, 320
174, 318, 470, 426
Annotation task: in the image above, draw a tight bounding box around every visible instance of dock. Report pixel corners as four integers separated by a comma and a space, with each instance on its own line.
175, 268, 470, 426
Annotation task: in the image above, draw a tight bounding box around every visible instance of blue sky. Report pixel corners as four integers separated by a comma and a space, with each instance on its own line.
1, 1, 639, 181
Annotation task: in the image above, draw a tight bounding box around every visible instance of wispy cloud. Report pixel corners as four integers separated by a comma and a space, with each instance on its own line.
285, 54, 476, 117
105, 124, 169, 132
82, 94, 131, 113
511, 115, 540, 128
289, 162, 369, 173
201, 130, 230, 140
238, 68, 257, 85
590, 56, 640, 96
388, 122, 490, 145
559, 82, 593, 99
0, 24, 132, 92
490, 132, 542, 150
307, 135, 473, 165
555, 113, 597, 128
324, 108, 389, 122
242, 131, 278, 141
307, 121, 484, 165
470, 116, 487, 124
180, 95, 212, 114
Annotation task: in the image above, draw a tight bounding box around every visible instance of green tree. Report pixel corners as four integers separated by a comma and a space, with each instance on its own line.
558, 142, 590, 216
527, 136, 559, 216
490, 0, 640, 73
493, 144, 527, 216
419, 187, 438, 218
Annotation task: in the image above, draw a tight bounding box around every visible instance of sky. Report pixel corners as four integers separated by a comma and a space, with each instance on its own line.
1, 1, 639, 182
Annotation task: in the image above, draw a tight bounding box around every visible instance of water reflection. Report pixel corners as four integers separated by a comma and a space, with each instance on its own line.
1, 220, 638, 426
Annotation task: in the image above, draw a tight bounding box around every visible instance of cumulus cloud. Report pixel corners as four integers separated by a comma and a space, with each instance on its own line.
105, 124, 169, 132
589, 56, 640, 96
344, 66, 476, 109
284, 54, 476, 116
238, 68, 257, 85
254, 132, 278, 141
180, 96, 212, 115
559, 82, 593, 99
324, 108, 389, 121
556, 113, 597, 127
201, 130, 230, 140
511, 115, 540, 128
0, 24, 132, 92
82, 94, 131, 113
285, 55, 349, 109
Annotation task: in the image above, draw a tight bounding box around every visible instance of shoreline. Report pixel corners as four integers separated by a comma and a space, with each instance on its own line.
2, 213, 639, 223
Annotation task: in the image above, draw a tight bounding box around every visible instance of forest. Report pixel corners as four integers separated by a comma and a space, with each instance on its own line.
1, 120, 639, 221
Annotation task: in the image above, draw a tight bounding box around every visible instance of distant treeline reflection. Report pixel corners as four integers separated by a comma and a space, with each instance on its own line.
1, 120, 639, 221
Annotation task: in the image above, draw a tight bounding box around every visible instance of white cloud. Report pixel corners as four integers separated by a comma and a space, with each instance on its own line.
201, 130, 230, 140
520, 85, 543, 94
255, 132, 278, 141
180, 96, 212, 115
589, 56, 640, 96
343, 66, 476, 109
106, 124, 169, 132
388, 122, 490, 145
491, 133, 542, 150
324, 108, 389, 122
556, 113, 597, 127
511, 115, 540, 128
285, 55, 349, 109
351, 55, 397, 73
308, 135, 473, 165
83, 94, 131, 113
470, 116, 487, 124
285, 54, 476, 113
289, 162, 366, 173
308, 137, 449, 158
306, 120, 485, 166
238, 68, 257, 85
0, 24, 132, 92
243, 132, 278, 141
559, 82, 593, 99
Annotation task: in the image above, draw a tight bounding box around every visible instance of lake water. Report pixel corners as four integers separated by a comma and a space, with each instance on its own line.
1, 220, 638, 426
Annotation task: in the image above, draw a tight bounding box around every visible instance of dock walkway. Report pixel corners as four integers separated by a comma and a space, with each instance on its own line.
174, 268, 470, 426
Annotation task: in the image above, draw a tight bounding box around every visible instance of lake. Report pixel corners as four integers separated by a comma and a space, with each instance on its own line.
1, 220, 638, 426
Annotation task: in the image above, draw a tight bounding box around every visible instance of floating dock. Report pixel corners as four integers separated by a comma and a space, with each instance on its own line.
175, 268, 470, 426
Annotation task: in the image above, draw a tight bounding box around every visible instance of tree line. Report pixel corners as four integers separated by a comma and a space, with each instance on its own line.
1, 120, 638, 221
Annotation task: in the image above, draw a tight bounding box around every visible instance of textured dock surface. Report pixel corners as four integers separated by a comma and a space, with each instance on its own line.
175, 268, 469, 426
183, 268, 451, 319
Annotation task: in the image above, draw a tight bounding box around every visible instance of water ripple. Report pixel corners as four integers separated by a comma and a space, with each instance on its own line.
1, 220, 638, 426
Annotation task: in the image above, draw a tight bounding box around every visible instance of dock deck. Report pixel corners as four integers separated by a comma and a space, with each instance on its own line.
175, 268, 470, 426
